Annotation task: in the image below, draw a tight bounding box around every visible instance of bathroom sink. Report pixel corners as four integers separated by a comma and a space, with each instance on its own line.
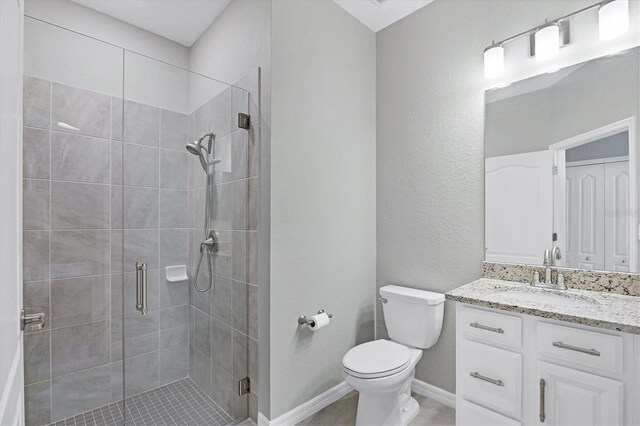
499, 288, 597, 308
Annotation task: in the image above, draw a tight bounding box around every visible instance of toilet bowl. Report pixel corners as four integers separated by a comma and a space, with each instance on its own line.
342, 285, 445, 425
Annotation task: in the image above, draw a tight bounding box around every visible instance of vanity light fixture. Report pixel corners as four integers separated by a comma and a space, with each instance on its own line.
599, 0, 629, 40
535, 22, 560, 61
483, 0, 631, 79
484, 42, 504, 78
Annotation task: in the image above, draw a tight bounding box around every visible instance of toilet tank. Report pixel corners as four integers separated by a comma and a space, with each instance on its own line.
380, 285, 445, 349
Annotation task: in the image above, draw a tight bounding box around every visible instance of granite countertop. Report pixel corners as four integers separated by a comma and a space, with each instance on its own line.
446, 278, 640, 334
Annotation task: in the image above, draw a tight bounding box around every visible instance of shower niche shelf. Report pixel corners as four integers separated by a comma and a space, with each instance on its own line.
165, 265, 188, 282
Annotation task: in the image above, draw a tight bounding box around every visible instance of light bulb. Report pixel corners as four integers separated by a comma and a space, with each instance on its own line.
535, 22, 560, 62
484, 44, 504, 78
599, 0, 629, 41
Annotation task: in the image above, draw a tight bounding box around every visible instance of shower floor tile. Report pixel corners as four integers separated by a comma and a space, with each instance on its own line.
48, 378, 233, 426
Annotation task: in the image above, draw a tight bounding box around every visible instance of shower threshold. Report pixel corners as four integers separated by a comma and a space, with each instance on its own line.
47, 378, 233, 426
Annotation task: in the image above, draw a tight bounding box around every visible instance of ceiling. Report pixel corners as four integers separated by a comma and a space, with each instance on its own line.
333, 0, 433, 32
71, 0, 232, 46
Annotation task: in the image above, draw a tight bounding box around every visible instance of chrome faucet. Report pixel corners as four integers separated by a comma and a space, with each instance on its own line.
530, 248, 566, 290
550, 245, 562, 265
543, 249, 553, 284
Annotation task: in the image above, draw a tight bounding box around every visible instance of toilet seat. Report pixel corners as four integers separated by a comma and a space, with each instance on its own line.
342, 340, 411, 379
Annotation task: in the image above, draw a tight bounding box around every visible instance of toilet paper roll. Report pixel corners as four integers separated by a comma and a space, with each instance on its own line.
309, 312, 330, 330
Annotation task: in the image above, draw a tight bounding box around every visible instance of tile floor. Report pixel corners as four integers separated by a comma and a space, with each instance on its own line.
297, 391, 455, 426
47, 378, 233, 426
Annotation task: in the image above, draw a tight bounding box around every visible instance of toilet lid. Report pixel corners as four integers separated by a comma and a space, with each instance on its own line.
342, 340, 411, 378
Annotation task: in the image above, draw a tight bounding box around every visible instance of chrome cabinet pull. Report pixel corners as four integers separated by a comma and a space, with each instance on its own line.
552, 341, 600, 356
539, 378, 546, 422
469, 371, 504, 387
136, 261, 147, 315
469, 322, 504, 334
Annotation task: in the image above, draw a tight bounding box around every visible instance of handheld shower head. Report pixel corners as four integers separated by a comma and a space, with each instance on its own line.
186, 143, 200, 156
186, 141, 207, 170
186, 132, 215, 171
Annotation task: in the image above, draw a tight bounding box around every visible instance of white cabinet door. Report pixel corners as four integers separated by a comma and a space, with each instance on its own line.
0, 0, 25, 425
485, 151, 553, 264
537, 361, 623, 426
565, 164, 605, 270
457, 399, 521, 426
604, 161, 630, 272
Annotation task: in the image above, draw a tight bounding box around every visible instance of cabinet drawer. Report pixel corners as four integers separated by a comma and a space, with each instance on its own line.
459, 339, 522, 419
457, 399, 521, 426
459, 305, 522, 349
537, 322, 624, 375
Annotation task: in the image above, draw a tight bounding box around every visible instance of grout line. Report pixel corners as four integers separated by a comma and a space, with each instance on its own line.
23, 177, 112, 187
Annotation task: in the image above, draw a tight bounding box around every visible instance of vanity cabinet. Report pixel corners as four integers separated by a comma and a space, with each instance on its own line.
455, 304, 638, 425
537, 361, 622, 425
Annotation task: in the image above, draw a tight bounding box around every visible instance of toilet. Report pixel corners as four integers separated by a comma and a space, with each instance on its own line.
342, 285, 445, 425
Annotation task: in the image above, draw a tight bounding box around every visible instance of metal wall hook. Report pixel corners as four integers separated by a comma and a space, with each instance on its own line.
298, 309, 333, 327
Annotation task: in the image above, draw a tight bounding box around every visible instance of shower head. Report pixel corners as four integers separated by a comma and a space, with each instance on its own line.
186, 132, 216, 171
186, 141, 208, 171
186, 143, 201, 156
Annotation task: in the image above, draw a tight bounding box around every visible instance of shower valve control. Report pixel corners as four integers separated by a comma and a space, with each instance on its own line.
201, 231, 219, 254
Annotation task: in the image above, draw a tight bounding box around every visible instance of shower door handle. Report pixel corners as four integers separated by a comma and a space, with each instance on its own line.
136, 261, 147, 315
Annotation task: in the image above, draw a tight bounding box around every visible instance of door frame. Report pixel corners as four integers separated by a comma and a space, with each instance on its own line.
549, 117, 638, 272
0, 0, 25, 424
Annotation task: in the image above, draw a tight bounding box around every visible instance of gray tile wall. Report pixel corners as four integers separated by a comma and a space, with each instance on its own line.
188, 78, 259, 421
22, 76, 191, 425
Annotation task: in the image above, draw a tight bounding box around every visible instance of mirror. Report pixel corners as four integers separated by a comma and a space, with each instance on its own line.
484, 47, 639, 273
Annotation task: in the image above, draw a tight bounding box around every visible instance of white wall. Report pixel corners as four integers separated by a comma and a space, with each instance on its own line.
376, 0, 640, 394
24, 0, 188, 68
270, 0, 376, 419
0, 0, 24, 424
189, 0, 271, 120
24, 0, 190, 112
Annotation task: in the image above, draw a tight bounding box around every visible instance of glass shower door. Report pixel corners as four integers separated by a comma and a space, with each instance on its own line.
21, 16, 127, 425
21, 14, 258, 426
120, 50, 254, 424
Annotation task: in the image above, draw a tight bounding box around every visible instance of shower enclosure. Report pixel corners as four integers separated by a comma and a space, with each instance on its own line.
22, 17, 259, 426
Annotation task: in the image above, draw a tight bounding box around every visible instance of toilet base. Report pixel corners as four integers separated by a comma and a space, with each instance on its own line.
354, 384, 420, 426
399, 395, 420, 425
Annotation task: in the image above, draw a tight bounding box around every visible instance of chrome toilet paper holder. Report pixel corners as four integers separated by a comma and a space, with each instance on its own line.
298, 309, 333, 327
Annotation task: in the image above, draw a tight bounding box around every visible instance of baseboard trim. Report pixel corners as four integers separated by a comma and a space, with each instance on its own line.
411, 378, 456, 409
257, 378, 454, 425
257, 412, 270, 426
257, 381, 352, 426
0, 348, 22, 426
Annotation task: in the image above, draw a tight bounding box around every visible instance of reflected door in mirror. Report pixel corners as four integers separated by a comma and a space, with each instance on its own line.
485, 151, 553, 265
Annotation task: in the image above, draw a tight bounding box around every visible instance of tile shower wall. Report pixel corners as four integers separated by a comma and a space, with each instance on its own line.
187, 78, 258, 421
22, 75, 191, 425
